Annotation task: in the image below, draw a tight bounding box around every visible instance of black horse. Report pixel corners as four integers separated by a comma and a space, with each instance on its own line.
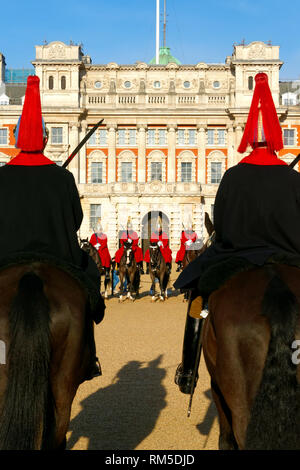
118, 241, 140, 301
148, 242, 170, 301
80, 238, 111, 299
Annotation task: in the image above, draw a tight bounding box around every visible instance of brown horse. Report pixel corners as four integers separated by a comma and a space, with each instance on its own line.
148, 242, 170, 301
202, 263, 300, 449
80, 238, 111, 299
118, 241, 140, 301
0, 262, 94, 450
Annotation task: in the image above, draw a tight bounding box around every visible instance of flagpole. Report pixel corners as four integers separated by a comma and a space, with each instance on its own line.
156, 0, 160, 64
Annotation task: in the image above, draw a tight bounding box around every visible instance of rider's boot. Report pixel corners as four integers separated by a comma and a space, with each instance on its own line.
146, 263, 149, 274
174, 293, 206, 394
167, 262, 172, 275
84, 302, 104, 381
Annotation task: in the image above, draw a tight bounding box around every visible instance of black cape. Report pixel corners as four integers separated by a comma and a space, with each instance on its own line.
0, 163, 100, 294
174, 163, 300, 290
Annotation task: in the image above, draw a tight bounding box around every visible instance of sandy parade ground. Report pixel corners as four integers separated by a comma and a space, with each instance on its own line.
66, 264, 219, 451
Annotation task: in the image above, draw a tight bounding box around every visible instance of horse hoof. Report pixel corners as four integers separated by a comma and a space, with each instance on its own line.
151, 296, 156, 302
160, 296, 164, 302
119, 295, 123, 302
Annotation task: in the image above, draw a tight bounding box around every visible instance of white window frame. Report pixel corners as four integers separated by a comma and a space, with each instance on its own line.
117, 150, 137, 182
181, 162, 193, 182
283, 128, 296, 146
147, 150, 167, 182
99, 129, 107, 146
207, 129, 215, 145
0, 128, 8, 145
90, 204, 101, 230
121, 161, 133, 182
117, 128, 137, 147
150, 161, 163, 182
91, 162, 103, 183
210, 162, 222, 184
177, 150, 196, 183
88, 150, 107, 184
207, 150, 226, 184
51, 127, 63, 145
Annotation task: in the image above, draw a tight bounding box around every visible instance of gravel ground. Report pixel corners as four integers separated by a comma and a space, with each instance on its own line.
66, 266, 219, 451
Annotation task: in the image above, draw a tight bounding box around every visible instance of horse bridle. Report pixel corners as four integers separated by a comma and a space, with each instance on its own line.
149, 244, 161, 273
123, 243, 134, 267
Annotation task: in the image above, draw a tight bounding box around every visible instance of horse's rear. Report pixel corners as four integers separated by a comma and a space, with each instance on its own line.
203, 264, 300, 450
0, 262, 92, 450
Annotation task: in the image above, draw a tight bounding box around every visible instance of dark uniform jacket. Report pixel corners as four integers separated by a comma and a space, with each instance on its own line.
174, 158, 300, 290
0, 152, 100, 295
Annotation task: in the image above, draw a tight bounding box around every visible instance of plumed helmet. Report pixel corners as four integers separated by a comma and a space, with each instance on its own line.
238, 73, 283, 154
127, 217, 132, 229
15, 76, 45, 152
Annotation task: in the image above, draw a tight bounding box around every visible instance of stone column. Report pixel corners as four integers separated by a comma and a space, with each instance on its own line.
167, 124, 177, 183
107, 124, 117, 183
68, 121, 80, 182
197, 124, 206, 184
137, 124, 147, 183
79, 120, 87, 184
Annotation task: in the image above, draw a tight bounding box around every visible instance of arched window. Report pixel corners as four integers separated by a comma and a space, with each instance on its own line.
48, 76, 54, 90
61, 76, 66, 90
248, 76, 253, 90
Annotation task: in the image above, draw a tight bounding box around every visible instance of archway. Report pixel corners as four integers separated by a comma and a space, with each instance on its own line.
141, 211, 169, 254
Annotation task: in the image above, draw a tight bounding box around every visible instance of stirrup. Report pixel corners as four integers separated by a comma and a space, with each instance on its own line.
174, 363, 198, 395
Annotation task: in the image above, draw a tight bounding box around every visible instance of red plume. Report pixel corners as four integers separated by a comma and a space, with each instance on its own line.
238, 73, 283, 154
16, 76, 44, 152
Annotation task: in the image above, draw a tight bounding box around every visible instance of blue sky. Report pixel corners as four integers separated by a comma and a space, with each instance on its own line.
1, 0, 299, 79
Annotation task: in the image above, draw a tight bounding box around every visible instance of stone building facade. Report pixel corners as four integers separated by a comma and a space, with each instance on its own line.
0, 40, 299, 256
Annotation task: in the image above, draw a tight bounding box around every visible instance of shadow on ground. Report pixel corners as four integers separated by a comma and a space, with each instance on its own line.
196, 389, 218, 448
67, 355, 167, 450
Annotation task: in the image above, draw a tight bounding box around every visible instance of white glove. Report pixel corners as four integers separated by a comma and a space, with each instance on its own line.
185, 239, 193, 246
95, 243, 100, 250
128, 238, 133, 244
157, 241, 163, 247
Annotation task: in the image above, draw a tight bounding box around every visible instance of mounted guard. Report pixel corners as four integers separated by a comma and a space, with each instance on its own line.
174, 72, 300, 404
114, 217, 144, 274
175, 221, 199, 272
89, 218, 111, 284
0, 76, 104, 381
144, 216, 172, 275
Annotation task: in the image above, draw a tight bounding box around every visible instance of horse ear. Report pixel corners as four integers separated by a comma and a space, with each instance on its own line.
205, 212, 215, 236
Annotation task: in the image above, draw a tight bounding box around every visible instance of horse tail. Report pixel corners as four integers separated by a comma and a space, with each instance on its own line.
245, 267, 300, 450
0, 272, 55, 450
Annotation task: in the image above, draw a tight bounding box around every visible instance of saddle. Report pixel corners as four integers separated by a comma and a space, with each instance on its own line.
197, 252, 300, 298
0, 251, 100, 312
